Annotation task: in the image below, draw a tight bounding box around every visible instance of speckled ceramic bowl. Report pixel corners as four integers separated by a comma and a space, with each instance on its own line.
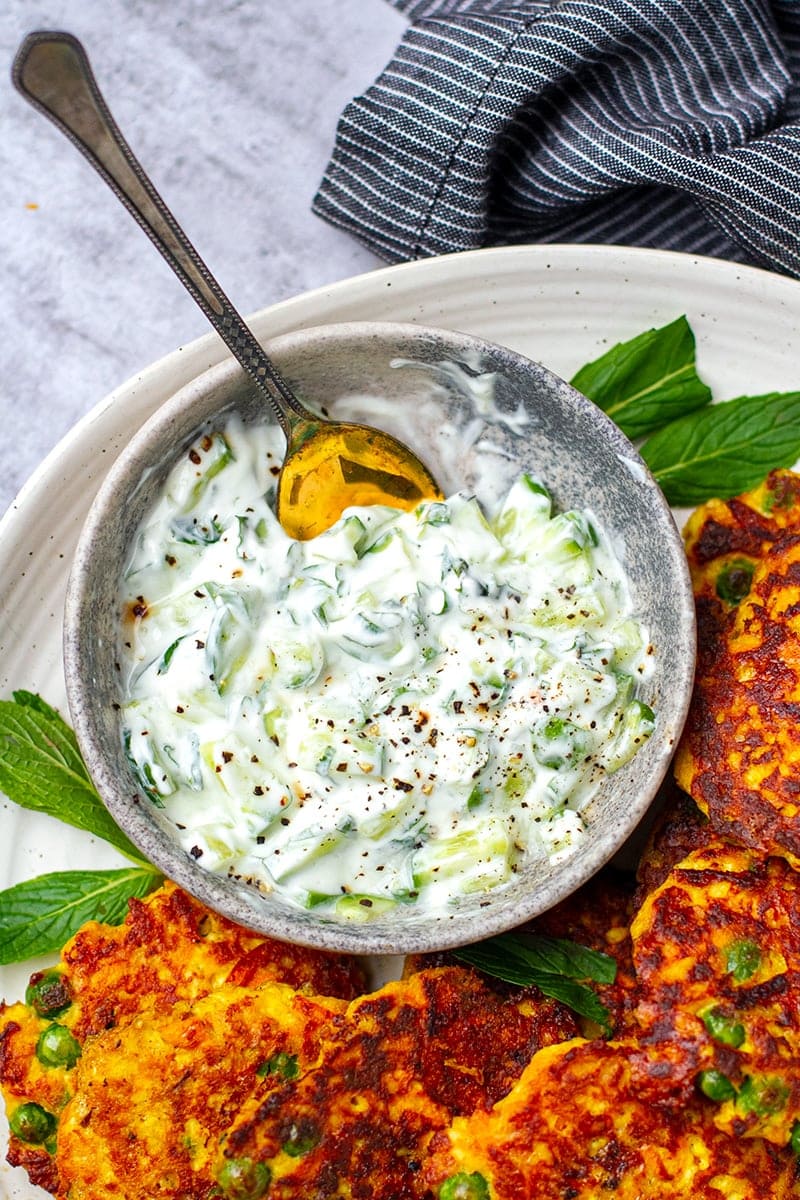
63, 321, 695, 956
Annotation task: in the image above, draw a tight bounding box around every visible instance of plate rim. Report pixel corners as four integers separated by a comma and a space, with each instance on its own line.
4, 240, 800, 542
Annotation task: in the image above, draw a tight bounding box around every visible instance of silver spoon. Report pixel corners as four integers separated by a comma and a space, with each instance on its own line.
12, 31, 442, 540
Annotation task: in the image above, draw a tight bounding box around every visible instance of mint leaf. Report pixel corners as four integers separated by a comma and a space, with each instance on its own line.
570, 316, 711, 439
12, 690, 58, 715
641, 391, 800, 506
0, 694, 144, 862
512, 971, 614, 1030
454, 933, 615, 1031
503, 933, 617, 984
0, 867, 162, 964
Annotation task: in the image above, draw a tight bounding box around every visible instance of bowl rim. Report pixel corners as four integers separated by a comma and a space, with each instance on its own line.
63, 319, 696, 955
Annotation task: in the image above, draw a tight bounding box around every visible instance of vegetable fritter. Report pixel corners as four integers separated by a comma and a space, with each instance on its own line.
218, 965, 578, 1200
0, 881, 365, 1194
675, 468, 800, 866
62, 880, 365, 1038
631, 840, 800, 1145
421, 1038, 800, 1199
1, 892, 578, 1200
633, 781, 711, 906
55, 983, 343, 1200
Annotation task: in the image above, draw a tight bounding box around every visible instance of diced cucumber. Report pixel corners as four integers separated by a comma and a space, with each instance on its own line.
600, 699, 655, 772
492, 473, 552, 542
606, 617, 650, 672
358, 529, 392, 556
122, 726, 175, 804
340, 609, 407, 660
263, 706, 287, 744
359, 794, 418, 840
532, 716, 588, 771
417, 581, 449, 617
200, 733, 284, 814
205, 589, 257, 696
236, 509, 278, 560
304, 511, 372, 565
435, 727, 490, 786
271, 822, 354, 883
411, 818, 514, 892
167, 431, 234, 512
272, 637, 325, 689
420, 501, 451, 527
304, 892, 409, 920
169, 515, 223, 545
289, 725, 386, 778
162, 733, 203, 791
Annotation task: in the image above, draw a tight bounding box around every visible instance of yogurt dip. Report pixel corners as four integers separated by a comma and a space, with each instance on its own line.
119, 414, 654, 918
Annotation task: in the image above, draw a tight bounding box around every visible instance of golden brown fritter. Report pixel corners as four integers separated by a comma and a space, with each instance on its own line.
421, 1038, 800, 1199
218, 965, 579, 1200
630, 840, 800, 1145
0, 1001, 67, 1194
633, 782, 711, 906
0, 881, 365, 1194
675, 469, 800, 867
63, 881, 364, 1039
55, 982, 344, 1200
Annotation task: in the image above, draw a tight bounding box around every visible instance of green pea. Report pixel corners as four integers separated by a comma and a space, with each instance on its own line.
715, 559, 755, 605
255, 1051, 298, 1080
700, 1007, 745, 1049
790, 1120, 800, 1155
737, 1074, 789, 1117
215, 1157, 271, 1200
439, 1172, 490, 1200
763, 481, 795, 514
9, 1103, 57, 1145
25, 970, 73, 1018
724, 939, 761, 984
697, 1070, 736, 1104
36, 1024, 82, 1069
282, 1121, 320, 1158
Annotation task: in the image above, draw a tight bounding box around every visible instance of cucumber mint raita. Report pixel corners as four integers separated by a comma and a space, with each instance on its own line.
119, 415, 654, 919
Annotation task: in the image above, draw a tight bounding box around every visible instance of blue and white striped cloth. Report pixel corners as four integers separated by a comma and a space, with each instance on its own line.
313, 0, 800, 275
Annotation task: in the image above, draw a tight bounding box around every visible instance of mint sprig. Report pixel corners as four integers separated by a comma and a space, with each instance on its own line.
570, 315, 711, 439
641, 391, 800, 506
0, 692, 161, 964
571, 317, 800, 505
0, 690, 142, 860
0, 867, 161, 965
454, 933, 616, 1033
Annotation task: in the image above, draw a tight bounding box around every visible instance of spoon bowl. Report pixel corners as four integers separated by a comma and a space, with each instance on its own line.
276, 414, 442, 540
12, 30, 441, 539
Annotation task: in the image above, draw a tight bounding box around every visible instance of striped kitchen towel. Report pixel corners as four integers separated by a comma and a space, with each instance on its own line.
313, 0, 800, 275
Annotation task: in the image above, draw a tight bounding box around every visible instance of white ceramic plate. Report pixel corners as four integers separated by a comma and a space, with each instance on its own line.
2, 243, 800, 1198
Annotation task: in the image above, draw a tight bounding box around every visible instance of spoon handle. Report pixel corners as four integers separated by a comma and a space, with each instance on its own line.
12, 30, 303, 438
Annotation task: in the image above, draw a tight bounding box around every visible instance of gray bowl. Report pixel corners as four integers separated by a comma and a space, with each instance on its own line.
63, 321, 695, 956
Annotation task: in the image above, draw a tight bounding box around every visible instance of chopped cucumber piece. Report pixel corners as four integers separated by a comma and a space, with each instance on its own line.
600, 699, 655, 772
271, 823, 354, 883
412, 818, 514, 892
